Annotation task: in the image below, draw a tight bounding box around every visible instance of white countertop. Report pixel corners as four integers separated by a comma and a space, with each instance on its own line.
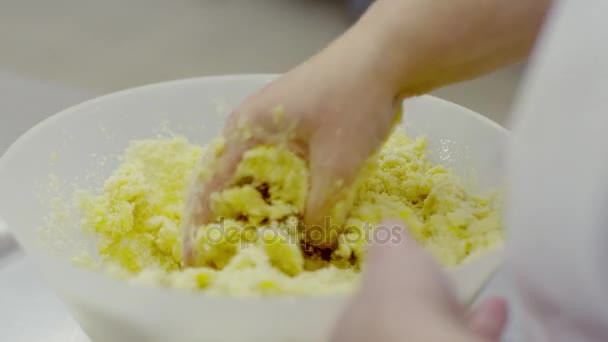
0, 255, 91, 342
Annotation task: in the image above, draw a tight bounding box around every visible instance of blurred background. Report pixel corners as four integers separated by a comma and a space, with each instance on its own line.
1, 0, 523, 152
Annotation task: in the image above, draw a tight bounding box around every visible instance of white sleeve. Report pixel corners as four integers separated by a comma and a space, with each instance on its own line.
507, 1, 608, 341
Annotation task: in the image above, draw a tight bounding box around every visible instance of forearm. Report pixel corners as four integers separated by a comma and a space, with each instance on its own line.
335, 0, 552, 98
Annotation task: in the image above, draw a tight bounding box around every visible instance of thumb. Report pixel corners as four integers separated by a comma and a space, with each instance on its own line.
331, 220, 465, 342
468, 296, 508, 341
363, 219, 458, 309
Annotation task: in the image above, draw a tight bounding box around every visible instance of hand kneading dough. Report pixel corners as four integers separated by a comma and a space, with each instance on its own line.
75, 130, 503, 296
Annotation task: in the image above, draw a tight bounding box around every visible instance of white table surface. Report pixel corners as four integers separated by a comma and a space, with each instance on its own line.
0, 71, 523, 341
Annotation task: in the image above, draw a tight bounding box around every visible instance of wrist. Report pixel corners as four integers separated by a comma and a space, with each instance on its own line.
312, 31, 400, 106
343, 0, 426, 99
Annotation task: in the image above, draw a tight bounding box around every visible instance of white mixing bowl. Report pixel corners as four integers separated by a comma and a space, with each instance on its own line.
0, 74, 508, 342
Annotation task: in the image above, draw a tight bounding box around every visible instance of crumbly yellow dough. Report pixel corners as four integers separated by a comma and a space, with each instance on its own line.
76, 130, 502, 296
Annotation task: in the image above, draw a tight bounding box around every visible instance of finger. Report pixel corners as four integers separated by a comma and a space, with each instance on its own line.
364, 219, 457, 306
330, 221, 409, 342
181, 142, 249, 266
365, 219, 439, 285
303, 136, 366, 248
331, 220, 460, 342
367, 219, 471, 328
467, 296, 508, 341
364, 218, 414, 272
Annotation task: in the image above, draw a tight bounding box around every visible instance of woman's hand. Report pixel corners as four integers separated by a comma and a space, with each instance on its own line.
331, 220, 508, 342
181, 44, 401, 265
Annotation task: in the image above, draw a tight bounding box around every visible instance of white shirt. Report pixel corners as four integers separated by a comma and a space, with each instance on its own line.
508, 1, 608, 341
